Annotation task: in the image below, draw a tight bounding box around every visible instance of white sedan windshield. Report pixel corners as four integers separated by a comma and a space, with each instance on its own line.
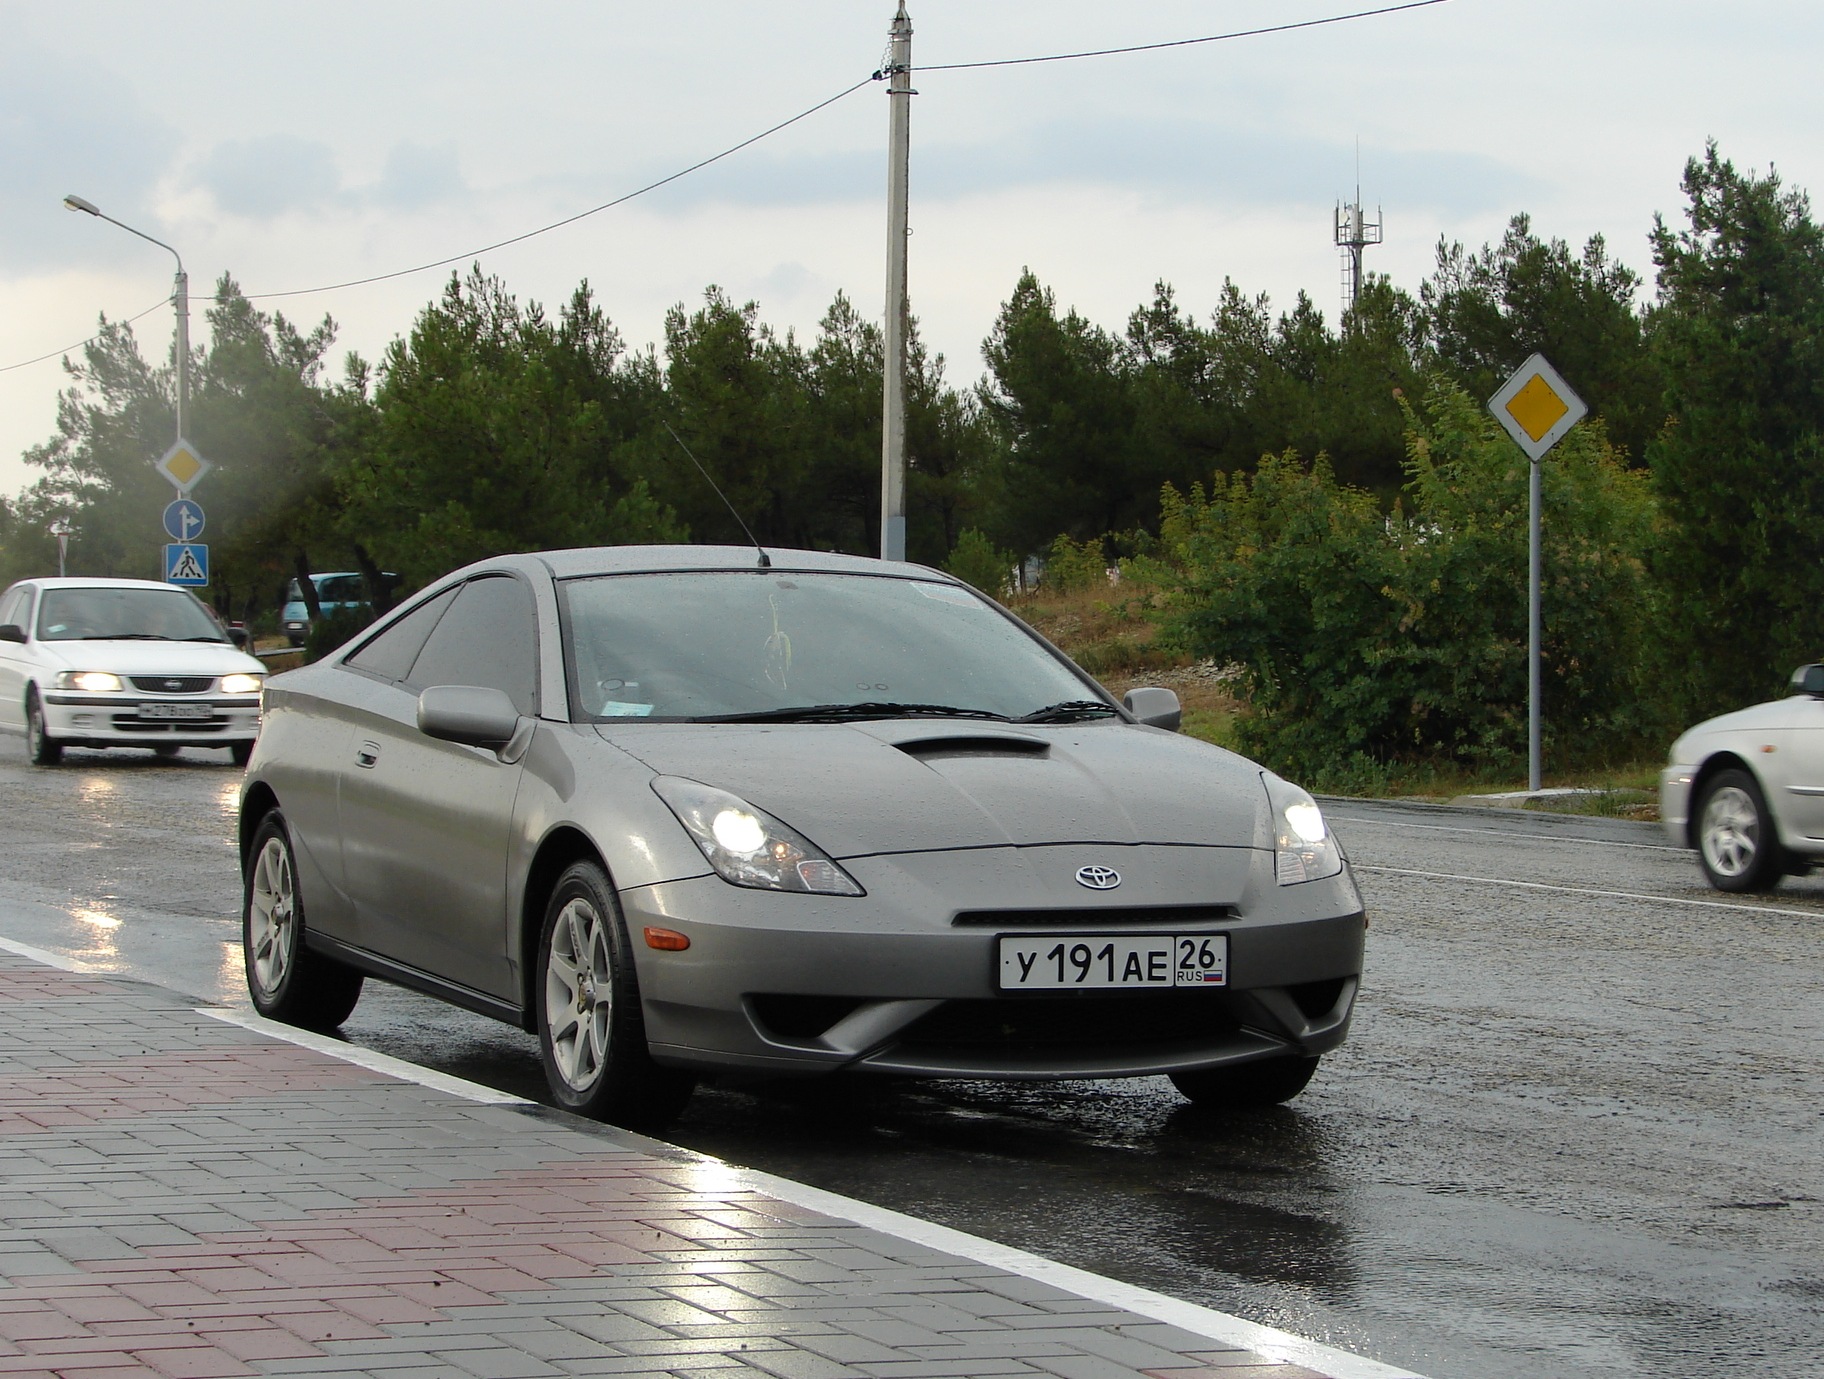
37, 587, 227, 643
561, 571, 1099, 722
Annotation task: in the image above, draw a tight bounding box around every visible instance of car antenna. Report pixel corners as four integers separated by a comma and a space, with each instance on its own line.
663, 422, 771, 569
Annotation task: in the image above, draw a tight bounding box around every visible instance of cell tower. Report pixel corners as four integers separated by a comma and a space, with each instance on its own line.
1334, 192, 1383, 317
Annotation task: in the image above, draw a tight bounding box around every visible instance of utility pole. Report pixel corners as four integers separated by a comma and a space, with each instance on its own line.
173, 264, 189, 445
879, 2, 913, 562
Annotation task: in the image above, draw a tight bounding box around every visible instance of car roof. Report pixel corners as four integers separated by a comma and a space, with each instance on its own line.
15, 577, 200, 592
485, 544, 948, 582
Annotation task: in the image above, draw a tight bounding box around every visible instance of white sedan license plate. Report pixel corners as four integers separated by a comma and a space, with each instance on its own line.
136, 703, 213, 720
998, 934, 1228, 990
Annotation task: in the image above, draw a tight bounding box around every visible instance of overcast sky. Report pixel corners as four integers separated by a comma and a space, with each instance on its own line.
3, 0, 1820, 502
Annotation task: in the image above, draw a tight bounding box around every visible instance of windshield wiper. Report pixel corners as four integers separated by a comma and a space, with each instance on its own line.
1016, 699, 1122, 723
79, 633, 170, 641
181, 635, 228, 643
697, 701, 1012, 724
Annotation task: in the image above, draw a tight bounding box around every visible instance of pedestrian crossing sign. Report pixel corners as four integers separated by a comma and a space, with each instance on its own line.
165, 543, 209, 587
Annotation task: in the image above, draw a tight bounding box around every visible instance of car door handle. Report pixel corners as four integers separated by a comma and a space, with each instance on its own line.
355, 741, 381, 768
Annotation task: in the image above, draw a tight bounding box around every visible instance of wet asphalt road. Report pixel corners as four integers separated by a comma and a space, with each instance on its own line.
1, 742, 1820, 1379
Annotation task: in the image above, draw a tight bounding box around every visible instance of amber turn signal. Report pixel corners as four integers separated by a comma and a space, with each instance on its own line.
643, 927, 690, 951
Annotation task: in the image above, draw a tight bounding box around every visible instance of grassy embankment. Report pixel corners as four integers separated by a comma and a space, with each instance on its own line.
1015, 583, 1662, 818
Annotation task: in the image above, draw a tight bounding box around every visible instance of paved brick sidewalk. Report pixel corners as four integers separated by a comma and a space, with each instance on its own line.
0, 950, 1396, 1379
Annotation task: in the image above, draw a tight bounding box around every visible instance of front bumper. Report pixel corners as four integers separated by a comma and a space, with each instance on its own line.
621, 842, 1365, 1080
1660, 765, 1693, 848
40, 692, 261, 747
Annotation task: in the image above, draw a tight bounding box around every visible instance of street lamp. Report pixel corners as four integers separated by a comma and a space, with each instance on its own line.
62, 194, 189, 445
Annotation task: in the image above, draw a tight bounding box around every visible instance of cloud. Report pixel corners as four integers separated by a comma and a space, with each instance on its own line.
639, 116, 1532, 221
196, 134, 343, 218
372, 141, 465, 210
0, 42, 181, 270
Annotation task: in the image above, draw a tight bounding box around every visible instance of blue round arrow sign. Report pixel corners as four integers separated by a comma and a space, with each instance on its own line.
162, 498, 206, 542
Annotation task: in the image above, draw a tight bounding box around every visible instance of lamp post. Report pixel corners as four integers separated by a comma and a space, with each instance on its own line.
62, 194, 189, 445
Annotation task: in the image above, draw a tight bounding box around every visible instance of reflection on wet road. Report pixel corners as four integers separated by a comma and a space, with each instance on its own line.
2, 747, 1821, 1379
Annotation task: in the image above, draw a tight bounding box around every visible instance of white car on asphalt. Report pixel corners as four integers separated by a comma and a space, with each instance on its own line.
0, 577, 266, 766
1660, 662, 1824, 891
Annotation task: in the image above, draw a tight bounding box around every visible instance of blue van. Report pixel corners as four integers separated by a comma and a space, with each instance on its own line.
281, 572, 371, 646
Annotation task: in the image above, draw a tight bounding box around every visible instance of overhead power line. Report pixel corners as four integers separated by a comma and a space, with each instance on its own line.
0, 298, 173, 377
2, 0, 1450, 374
917, 0, 1452, 71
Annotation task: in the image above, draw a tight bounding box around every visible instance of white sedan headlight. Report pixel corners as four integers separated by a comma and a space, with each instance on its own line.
55, 671, 123, 692
220, 673, 264, 695
1264, 775, 1343, 885
652, 776, 864, 896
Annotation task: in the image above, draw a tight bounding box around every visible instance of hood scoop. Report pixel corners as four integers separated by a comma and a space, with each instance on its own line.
891, 732, 1051, 763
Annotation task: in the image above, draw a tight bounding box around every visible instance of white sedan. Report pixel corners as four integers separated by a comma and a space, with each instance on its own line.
1661, 663, 1824, 891
0, 577, 266, 766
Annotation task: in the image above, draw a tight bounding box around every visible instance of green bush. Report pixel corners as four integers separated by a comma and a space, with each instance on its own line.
1039, 533, 1108, 593
944, 529, 1016, 598
1154, 379, 1660, 788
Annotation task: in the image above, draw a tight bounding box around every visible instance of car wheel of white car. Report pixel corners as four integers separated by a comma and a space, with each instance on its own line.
536, 860, 694, 1128
1170, 1054, 1321, 1109
243, 812, 365, 1029
1697, 769, 1784, 893
25, 691, 61, 766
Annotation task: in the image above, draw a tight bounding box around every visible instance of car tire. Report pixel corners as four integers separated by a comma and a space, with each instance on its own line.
1696, 768, 1784, 893
230, 741, 254, 768
536, 860, 695, 1128
1170, 1054, 1321, 1109
25, 691, 62, 766
243, 812, 364, 1030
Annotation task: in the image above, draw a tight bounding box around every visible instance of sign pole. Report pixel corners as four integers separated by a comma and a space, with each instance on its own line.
1488, 353, 1588, 795
1529, 455, 1542, 791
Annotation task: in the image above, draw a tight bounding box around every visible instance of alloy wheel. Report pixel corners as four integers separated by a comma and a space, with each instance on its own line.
1700, 784, 1759, 879
247, 836, 297, 996
545, 896, 613, 1092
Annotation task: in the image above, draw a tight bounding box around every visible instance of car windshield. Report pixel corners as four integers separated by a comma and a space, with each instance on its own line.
36, 587, 228, 643
560, 571, 1100, 722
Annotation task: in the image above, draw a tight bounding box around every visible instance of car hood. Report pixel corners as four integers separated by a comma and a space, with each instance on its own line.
597, 719, 1266, 855
31, 640, 266, 677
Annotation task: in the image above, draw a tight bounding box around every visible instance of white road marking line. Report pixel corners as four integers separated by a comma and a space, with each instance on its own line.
1330, 814, 1682, 852
0, 935, 96, 972
201, 1006, 535, 1106
1356, 864, 1824, 918
725, 1166, 1428, 1379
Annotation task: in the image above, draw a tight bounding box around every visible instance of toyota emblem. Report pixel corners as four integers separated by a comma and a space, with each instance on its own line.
1075, 865, 1122, 890
164, 680, 183, 691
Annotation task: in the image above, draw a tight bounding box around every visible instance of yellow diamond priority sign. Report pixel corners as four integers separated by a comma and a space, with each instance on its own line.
1488, 353, 1587, 461
155, 439, 211, 495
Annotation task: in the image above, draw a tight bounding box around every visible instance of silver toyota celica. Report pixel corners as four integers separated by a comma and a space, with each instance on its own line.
240, 545, 1366, 1127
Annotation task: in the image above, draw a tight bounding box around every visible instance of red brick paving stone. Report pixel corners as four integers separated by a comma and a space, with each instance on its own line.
0, 1048, 389, 1137
136, 1343, 255, 1378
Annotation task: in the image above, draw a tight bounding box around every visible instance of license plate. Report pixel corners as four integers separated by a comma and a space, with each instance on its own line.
997, 934, 1228, 990
136, 703, 213, 720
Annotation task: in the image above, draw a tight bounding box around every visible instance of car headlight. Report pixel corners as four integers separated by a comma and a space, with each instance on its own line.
1264, 775, 1343, 885
652, 776, 864, 896
220, 673, 264, 695
55, 671, 123, 692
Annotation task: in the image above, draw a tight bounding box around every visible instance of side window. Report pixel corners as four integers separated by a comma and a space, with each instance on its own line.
405, 576, 538, 716
344, 588, 458, 682
0, 587, 21, 629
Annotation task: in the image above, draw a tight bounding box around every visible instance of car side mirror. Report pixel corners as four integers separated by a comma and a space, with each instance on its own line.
1123, 686, 1182, 732
227, 626, 250, 648
1791, 664, 1824, 698
0, 624, 24, 644
417, 685, 522, 751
